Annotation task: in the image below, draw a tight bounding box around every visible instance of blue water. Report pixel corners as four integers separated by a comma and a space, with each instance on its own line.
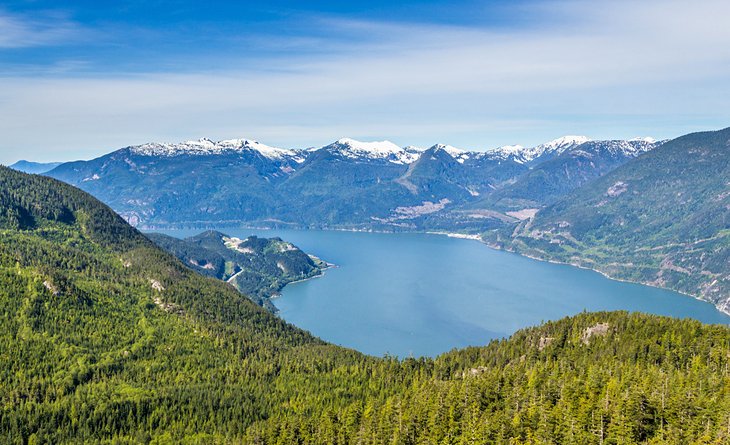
155, 228, 730, 357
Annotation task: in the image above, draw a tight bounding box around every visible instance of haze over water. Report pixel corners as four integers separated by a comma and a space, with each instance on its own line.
159, 229, 730, 357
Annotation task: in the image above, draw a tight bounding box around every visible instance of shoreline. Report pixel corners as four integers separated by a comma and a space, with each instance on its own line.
269, 261, 337, 300
425, 231, 482, 241
477, 241, 730, 319
417, 229, 729, 319
268, 265, 336, 312
150, 224, 730, 319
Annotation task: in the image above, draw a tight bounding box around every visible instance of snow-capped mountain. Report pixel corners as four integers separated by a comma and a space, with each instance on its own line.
569, 139, 658, 159
430, 144, 470, 163
483, 137, 661, 209
45, 132, 664, 230
130, 138, 304, 162
629, 137, 657, 143
118, 134, 656, 169
317, 138, 422, 164
487, 135, 591, 165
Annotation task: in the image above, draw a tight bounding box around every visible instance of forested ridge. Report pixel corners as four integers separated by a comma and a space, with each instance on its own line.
485, 127, 730, 313
147, 231, 325, 311
1, 166, 729, 444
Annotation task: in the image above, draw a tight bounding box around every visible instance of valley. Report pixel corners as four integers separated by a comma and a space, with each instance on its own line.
4, 1, 730, 443
0, 165, 728, 443
34, 127, 730, 315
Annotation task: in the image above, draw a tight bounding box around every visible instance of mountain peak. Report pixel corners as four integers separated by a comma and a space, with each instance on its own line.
327, 138, 418, 164
537, 135, 590, 151
432, 143, 464, 153
9, 160, 63, 174
429, 144, 469, 163
492, 144, 525, 155
628, 136, 656, 143
334, 138, 401, 152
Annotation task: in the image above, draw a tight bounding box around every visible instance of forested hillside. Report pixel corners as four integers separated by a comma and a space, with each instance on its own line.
1, 166, 729, 444
148, 230, 326, 310
485, 127, 730, 314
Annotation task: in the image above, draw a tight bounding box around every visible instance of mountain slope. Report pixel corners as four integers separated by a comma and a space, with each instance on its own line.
487, 135, 591, 165
148, 230, 326, 310
46, 139, 300, 226
46, 135, 643, 230
481, 139, 660, 210
274, 140, 416, 226
1, 166, 729, 444
0, 165, 339, 443
485, 127, 730, 313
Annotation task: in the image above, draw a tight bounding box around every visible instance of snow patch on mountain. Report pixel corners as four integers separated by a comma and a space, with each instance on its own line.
591, 139, 658, 156
490, 144, 524, 157
629, 136, 657, 144
539, 138, 658, 162
486, 136, 590, 164
432, 144, 469, 163
538, 135, 591, 152
325, 138, 421, 164
130, 138, 302, 161
335, 138, 401, 155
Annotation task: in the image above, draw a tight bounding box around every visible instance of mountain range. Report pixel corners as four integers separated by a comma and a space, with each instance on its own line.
43, 134, 657, 231
32, 126, 730, 315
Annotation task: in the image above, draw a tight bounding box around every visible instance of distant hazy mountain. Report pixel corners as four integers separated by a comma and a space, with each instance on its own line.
485, 127, 730, 313
45, 134, 657, 230
9, 160, 62, 174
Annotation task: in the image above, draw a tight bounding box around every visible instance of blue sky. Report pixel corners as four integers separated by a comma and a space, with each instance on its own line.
1, 0, 729, 164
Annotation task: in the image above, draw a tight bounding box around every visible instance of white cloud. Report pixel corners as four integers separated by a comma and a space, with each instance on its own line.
1, 0, 730, 163
0, 10, 83, 49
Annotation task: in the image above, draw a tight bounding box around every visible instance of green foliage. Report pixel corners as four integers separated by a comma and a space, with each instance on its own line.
486, 127, 730, 310
249, 312, 730, 445
479, 140, 646, 211
147, 231, 325, 310
1, 166, 729, 444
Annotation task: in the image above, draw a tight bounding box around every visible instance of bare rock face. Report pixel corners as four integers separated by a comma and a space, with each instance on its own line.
606, 181, 628, 197
462, 366, 488, 378
43, 280, 59, 296
149, 279, 165, 292
538, 336, 554, 351
581, 322, 611, 344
